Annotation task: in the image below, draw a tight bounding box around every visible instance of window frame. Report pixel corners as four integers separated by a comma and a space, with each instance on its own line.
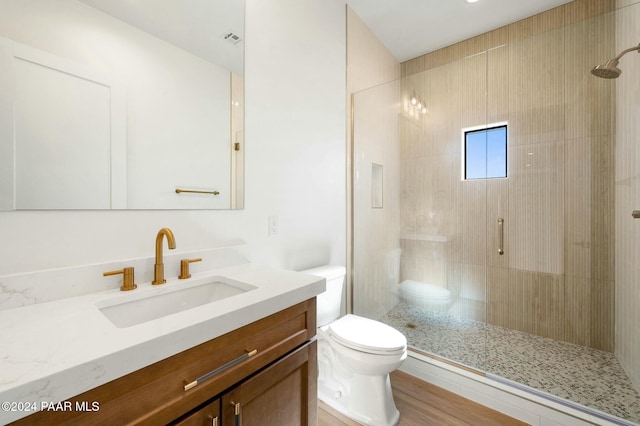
461, 122, 508, 181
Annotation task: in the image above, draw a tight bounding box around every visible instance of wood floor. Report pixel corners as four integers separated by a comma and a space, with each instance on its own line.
318, 370, 527, 426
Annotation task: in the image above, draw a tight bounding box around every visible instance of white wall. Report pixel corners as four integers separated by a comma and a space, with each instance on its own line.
0, 0, 346, 276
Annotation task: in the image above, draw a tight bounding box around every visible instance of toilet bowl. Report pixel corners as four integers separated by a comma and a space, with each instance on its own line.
398, 279, 451, 311
302, 265, 407, 426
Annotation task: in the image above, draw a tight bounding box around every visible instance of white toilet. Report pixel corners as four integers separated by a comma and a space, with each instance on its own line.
302, 265, 407, 426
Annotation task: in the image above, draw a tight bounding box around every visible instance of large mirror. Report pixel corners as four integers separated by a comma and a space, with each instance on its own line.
0, 0, 244, 210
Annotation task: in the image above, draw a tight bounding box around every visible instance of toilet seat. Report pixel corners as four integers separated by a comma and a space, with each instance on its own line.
328, 314, 407, 355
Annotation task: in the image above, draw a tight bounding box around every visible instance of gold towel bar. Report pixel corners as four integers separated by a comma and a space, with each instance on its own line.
175, 188, 220, 195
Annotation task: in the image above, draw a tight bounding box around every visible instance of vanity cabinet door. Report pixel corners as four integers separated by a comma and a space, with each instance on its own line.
222, 340, 317, 426
172, 399, 220, 426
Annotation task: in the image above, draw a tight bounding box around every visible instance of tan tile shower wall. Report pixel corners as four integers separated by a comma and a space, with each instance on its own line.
399, 0, 615, 351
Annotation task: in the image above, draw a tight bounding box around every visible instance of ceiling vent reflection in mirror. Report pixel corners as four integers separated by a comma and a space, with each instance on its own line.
224, 32, 243, 45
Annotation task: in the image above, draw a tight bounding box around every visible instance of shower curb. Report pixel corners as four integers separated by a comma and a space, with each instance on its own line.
399, 350, 638, 426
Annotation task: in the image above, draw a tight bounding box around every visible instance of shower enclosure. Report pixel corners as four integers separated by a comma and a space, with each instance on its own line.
352, 2, 640, 424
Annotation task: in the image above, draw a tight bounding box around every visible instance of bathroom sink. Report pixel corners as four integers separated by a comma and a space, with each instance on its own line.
96, 277, 256, 328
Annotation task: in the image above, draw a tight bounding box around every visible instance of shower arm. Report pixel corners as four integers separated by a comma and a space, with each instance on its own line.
613, 43, 640, 61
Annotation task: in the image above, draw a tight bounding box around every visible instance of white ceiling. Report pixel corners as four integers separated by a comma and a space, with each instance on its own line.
79, 0, 244, 75
77, 0, 573, 74
346, 0, 573, 62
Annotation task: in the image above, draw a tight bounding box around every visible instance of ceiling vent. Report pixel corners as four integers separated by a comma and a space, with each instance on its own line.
223, 32, 242, 45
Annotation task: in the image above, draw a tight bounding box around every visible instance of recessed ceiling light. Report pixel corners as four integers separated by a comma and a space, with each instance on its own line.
466, 0, 480, 3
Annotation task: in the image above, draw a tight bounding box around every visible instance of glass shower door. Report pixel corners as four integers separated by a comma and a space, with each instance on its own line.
351, 55, 492, 373
352, 4, 640, 421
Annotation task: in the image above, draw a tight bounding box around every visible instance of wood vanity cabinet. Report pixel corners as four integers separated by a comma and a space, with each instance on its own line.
172, 341, 317, 426
172, 398, 220, 426
11, 298, 317, 426
220, 341, 316, 426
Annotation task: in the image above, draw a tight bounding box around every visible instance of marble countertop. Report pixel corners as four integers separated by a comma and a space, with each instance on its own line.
0, 263, 324, 423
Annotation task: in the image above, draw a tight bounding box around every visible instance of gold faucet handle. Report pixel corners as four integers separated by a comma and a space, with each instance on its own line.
179, 258, 202, 279
103, 266, 137, 291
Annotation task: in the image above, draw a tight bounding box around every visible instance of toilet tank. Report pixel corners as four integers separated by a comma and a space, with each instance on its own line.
300, 265, 346, 327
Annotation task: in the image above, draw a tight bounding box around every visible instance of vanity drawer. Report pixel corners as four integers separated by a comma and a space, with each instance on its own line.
11, 298, 316, 425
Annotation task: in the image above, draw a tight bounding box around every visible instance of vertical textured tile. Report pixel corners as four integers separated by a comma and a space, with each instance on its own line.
508, 141, 565, 275
446, 261, 463, 298
462, 180, 487, 266
487, 26, 509, 50
591, 279, 615, 351
508, 27, 566, 146
462, 51, 487, 128
392, 0, 620, 356
487, 44, 509, 125
564, 11, 615, 140
424, 42, 465, 71
427, 60, 463, 158
487, 266, 510, 327
463, 33, 488, 58
564, 138, 592, 279
590, 133, 615, 351
590, 135, 615, 282
401, 56, 425, 77
565, 0, 616, 25
487, 178, 509, 269
461, 264, 487, 322
507, 6, 565, 42
564, 275, 591, 346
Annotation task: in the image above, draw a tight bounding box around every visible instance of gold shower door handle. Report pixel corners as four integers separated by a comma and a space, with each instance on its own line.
498, 218, 505, 255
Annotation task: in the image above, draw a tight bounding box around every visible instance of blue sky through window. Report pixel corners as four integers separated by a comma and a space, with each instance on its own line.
465, 125, 507, 179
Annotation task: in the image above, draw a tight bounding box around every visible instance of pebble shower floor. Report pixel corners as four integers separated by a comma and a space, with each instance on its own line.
381, 303, 640, 424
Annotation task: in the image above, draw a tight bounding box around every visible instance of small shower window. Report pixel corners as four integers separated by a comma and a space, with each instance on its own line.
464, 124, 507, 180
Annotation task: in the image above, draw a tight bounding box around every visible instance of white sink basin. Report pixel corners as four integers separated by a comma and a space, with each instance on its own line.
96, 277, 256, 328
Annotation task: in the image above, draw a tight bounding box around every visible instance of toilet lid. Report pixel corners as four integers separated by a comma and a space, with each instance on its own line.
328, 314, 407, 355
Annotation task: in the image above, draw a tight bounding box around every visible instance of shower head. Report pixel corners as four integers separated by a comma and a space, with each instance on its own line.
591, 43, 640, 79
591, 58, 622, 79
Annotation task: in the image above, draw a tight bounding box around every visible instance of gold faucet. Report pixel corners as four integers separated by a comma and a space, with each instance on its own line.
153, 227, 176, 285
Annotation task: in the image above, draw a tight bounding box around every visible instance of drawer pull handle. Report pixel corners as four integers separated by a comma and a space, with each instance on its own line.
183, 349, 258, 391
